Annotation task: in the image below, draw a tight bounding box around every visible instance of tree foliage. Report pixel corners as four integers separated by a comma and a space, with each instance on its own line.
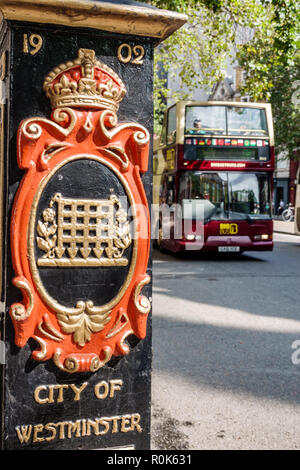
237, 1, 300, 158
142, 0, 300, 158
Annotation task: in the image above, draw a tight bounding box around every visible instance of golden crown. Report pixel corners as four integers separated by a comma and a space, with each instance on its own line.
43, 49, 126, 112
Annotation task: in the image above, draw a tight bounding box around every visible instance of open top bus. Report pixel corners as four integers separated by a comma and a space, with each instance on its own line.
153, 101, 274, 253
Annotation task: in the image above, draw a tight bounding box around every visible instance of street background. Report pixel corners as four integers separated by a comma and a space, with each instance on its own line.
151, 224, 300, 450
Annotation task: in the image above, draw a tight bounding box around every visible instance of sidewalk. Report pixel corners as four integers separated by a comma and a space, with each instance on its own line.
273, 219, 296, 235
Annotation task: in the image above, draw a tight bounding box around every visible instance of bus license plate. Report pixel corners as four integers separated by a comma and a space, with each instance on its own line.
218, 246, 240, 252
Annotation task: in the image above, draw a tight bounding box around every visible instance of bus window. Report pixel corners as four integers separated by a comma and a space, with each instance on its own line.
228, 172, 271, 217
160, 175, 175, 206
178, 171, 271, 220
179, 172, 227, 220
166, 175, 175, 205
185, 106, 226, 135
227, 107, 268, 136
160, 115, 167, 146
167, 106, 177, 145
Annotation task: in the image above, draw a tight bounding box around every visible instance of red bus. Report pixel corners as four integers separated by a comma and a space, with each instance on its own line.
153, 101, 274, 253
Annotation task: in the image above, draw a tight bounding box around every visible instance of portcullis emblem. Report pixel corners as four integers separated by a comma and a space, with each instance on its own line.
10, 49, 151, 373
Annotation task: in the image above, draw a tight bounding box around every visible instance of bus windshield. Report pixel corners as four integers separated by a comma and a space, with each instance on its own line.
185, 106, 226, 135
178, 171, 271, 220
185, 105, 268, 137
227, 106, 268, 136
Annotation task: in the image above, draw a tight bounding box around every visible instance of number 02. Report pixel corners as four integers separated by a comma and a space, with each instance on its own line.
117, 44, 145, 65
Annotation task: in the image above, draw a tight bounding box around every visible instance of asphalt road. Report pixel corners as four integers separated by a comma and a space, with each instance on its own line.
151, 232, 300, 450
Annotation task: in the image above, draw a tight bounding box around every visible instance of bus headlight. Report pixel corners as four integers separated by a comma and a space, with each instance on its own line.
185, 234, 202, 241
254, 234, 269, 240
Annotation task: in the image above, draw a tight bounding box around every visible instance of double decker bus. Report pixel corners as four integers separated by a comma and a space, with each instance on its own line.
153, 101, 274, 253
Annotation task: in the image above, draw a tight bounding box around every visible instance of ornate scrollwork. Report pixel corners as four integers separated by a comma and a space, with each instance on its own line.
99, 109, 150, 145
56, 302, 111, 347
103, 144, 129, 170
10, 276, 34, 321
21, 107, 77, 141
38, 314, 64, 343
32, 336, 48, 360
106, 309, 129, 339
39, 142, 72, 170
53, 347, 112, 373
134, 275, 151, 314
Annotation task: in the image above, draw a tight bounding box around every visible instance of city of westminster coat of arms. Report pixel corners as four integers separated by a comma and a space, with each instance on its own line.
9, 48, 151, 373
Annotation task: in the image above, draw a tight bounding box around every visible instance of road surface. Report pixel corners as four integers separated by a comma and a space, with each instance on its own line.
151, 233, 300, 450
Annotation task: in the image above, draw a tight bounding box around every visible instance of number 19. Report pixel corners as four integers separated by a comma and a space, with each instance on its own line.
23, 34, 43, 56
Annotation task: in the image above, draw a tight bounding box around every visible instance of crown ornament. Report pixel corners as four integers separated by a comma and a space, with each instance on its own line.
43, 49, 126, 112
